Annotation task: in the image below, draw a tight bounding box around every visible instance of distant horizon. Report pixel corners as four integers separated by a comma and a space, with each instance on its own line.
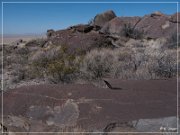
1, 33, 46, 36
1, 2, 178, 35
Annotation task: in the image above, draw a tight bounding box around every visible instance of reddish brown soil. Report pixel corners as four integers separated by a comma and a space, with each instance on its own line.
0, 79, 178, 131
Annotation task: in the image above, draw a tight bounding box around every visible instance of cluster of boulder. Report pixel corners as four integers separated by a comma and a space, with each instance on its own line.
45, 10, 179, 51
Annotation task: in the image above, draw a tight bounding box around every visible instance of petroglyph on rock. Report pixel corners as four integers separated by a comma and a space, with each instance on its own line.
27, 99, 79, 128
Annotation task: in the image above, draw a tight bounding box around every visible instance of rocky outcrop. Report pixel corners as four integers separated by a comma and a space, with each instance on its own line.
100, 16, 141, 36
1, 79, 177, 132
48, 29, 112, 54
93, 10, 116, 27
68, 24, 94, 33
135, 13, 179, 39
150, 11, 164, 17
98, 11, 179, 40
27, 99, 79, 127
99, 11, 180, 40
47, 29, 55, 38
170, 12, 180, 23
44, 11, 179, 51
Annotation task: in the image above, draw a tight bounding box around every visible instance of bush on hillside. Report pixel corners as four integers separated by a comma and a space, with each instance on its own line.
80, 47, 177, 80
122, 23, 144, 39
30, 45, 82, 83
80, 49, 114, 80
166, 32, 180, 49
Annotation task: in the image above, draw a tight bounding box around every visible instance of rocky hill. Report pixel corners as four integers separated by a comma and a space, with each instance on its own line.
3, 10, 179, 89
45, 10, 179, 50
1, 10, 179, 134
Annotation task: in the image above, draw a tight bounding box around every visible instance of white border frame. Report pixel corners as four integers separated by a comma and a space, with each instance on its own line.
1, 1, 179, 134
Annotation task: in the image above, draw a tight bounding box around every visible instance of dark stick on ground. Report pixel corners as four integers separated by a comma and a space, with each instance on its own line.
103, 80, 122, 90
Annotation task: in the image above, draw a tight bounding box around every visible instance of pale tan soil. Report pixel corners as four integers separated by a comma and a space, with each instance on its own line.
0, 35, 45, 44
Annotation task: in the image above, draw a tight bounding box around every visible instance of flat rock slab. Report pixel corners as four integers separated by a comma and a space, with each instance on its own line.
0, 79, 178, 132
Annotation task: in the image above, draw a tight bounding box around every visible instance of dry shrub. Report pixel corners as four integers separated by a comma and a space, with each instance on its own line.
80, 48, 136, 80
80, 46, 177, 80
122, 23, 144, 39
116, 47, 176, 79
111, 48, 136, 79
30, 45, 82, 83
3, 46, 30, 84
166, 32, 180, 49
144, 47, 177, 78
80, 49, 115, 80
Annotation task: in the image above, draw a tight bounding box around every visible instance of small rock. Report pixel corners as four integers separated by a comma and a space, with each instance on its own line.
47, 29, 55, 38
150, 11, 164, 17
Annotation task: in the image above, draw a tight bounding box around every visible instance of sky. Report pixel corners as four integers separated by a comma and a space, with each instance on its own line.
0, 0, 179, 35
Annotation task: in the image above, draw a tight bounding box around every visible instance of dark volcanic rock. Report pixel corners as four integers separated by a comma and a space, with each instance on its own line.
99, 11, 179, 40
44, 11, 180, 50
1, 79, 177, 132
48, 29, 112, 54
68, 24, 94, 33
135, 13, 179, 39
100, 17, 141, 36
93, 10, 116, 27
47, 29, 55, 38
170, 12, 180, 23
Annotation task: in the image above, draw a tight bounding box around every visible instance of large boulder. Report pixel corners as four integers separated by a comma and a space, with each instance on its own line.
135, 13, 179, 39
100, 16, 141, 36
93, 10, 116, 27
48, 29, 112, 54
1, 79, 177, 132
100, 11, 179, 40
